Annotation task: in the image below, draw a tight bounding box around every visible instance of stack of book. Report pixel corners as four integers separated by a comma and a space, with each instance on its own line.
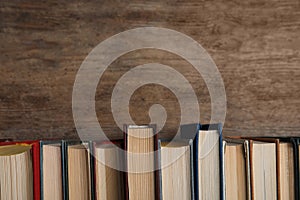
0, 124, 298, 200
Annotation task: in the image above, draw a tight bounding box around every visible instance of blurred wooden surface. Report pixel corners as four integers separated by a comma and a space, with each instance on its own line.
0, 0, 299, 140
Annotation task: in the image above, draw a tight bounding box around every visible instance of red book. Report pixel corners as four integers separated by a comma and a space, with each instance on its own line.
0, 140, 40, 200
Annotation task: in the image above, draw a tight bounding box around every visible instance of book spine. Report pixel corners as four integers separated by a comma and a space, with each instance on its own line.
275, 139, 280, 200
157, 139, 163, 200
222, 141, 226, 200
189, 139, 195, 200
244, 140, 251, 200
29, 141, 41, 200
40, 141, 44, 200
123, 125, 129, 200
61, 140, 68, 200
291, 138, 299, 200
89, 141, 95, 200
193, 131, 199, 200
153, 125, 161, 200
218, 124, 224, 200
249, 140, 254, 200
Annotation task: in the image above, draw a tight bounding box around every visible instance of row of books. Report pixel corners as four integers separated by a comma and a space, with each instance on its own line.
0, 124, 299, 200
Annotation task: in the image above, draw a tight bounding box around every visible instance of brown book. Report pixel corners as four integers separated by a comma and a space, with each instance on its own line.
180, 123, 222, 200
278, 142, 294, 199
124, 125, 159, 200
223, 139, 250, 200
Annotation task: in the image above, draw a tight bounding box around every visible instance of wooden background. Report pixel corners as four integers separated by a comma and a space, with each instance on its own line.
0, 0, 299, 140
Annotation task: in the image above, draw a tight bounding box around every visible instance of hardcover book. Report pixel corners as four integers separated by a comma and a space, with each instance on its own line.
181, 123, 223, 200
158, 138, 194, 200
93, 140, 125, 200
278, 140, 294, 200
124, 125, 160, 200
0, 140, 40, 200
248, 139, 277, 200
223, 138, 250, 200
40, 140, 63, 200
63, 140, 94, 200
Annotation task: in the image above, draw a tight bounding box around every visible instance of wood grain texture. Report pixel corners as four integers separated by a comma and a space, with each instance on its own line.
0, 0, 299, 140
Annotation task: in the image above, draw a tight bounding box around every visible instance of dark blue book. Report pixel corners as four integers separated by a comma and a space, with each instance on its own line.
291, 138, 300, 200
63, 140, 95, 200
181, 123, 223, 200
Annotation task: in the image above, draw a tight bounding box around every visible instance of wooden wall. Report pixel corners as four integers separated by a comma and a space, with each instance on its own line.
0, 0, 299, 140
